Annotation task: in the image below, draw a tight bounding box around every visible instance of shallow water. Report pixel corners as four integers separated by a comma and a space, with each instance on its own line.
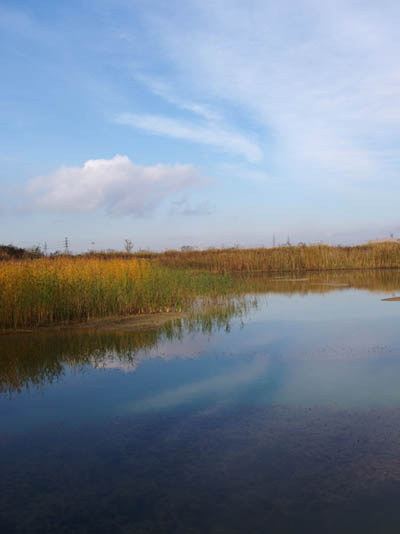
2, 271, 400, 533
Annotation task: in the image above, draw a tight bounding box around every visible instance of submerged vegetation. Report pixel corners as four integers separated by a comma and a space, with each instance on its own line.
1, 242, 400, 329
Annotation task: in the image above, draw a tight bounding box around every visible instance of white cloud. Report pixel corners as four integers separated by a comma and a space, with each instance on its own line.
27, 155, 204, 216
115, 113, 263, 163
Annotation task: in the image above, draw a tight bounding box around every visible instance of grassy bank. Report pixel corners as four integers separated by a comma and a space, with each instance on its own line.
2, 243, 400, 330
0, 257, 235, 329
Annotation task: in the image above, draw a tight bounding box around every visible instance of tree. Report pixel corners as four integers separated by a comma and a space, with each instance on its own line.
124, 239, 133, 253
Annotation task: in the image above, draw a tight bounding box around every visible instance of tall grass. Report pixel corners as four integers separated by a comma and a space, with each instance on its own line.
0, 257, 235, 329
3, 243, 400, 330
152, 243, 400, 273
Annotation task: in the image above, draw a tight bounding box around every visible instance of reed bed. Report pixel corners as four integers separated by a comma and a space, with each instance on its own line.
3, 243, 400, 330
153, 243, 400, 273
0, 257, 235, 329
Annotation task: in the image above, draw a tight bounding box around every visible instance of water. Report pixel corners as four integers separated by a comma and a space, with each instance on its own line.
2, 272, 400, 533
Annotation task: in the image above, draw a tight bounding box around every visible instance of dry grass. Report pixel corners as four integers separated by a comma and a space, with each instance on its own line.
2, 243, 400, 329
151, 243, 400, 273
0, 257, 234, 329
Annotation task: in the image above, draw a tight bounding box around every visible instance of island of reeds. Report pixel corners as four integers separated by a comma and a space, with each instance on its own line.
1, 241, 400, 330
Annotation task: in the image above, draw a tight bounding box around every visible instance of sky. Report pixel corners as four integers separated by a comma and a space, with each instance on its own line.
1, 0, 400, 252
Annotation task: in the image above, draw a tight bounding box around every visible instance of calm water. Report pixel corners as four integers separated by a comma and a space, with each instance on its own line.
2, 272, 400, 533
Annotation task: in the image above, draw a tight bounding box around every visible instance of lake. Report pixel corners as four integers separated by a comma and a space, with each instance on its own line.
2, 271, 400, 533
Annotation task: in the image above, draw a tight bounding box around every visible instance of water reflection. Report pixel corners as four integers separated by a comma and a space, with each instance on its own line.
0, 297, 254, 395
127, 354, 270, 413
2, 271, 400, 533
233, 268, 400, 295
2, 270, 400, 398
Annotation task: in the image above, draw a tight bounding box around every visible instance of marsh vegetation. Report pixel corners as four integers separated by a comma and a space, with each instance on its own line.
2, 243, 400, 329
2, 269, 400, 532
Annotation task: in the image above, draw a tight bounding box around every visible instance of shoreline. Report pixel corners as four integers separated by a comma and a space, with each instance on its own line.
3, 266, 400, 334
1, 311, 187, 335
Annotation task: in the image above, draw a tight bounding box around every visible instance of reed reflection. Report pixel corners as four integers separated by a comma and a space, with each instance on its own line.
234, 268, 400, 295
0, 297, 254, 395
2, 269, 400, 396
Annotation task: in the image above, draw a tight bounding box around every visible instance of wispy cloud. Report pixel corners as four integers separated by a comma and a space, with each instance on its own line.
134, 0, 400, 184
126, 354, 269, 412
116, 112, 263, 163
4, 0, 400, 246
135, 74, 222, 121
27, 155, 204, 216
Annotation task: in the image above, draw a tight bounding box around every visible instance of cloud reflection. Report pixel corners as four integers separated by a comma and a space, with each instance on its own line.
126, 354, 270, 413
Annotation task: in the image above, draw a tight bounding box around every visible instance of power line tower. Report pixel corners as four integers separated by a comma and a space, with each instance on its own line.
64, 237, 70, 254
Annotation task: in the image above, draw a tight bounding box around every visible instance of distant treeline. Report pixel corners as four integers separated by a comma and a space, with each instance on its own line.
0, 244, 44, 261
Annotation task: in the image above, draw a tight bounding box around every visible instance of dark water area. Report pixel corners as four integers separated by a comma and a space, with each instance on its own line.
2, 271, 400, 533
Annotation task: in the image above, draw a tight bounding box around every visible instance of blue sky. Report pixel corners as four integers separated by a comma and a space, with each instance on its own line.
1, 0, 400, 252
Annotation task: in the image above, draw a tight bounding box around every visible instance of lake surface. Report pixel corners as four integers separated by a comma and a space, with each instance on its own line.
2, 271, 400, 533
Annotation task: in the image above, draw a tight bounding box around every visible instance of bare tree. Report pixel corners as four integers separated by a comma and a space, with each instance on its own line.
124, 239, 133, 253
